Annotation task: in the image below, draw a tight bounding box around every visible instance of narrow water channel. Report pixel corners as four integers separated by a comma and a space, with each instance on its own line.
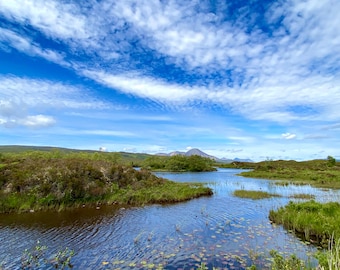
1, 169, 339, 269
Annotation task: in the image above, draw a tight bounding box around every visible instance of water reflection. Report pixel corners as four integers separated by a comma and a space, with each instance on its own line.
1, 169, 338, 269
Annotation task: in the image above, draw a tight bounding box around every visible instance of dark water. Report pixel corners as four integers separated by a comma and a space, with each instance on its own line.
1, 169, 339, 269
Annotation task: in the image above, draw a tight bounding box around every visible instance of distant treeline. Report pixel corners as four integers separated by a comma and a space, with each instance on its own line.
142, 155, 216, 172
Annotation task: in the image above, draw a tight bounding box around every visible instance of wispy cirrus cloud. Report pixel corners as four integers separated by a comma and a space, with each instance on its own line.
0, 27, 67, 65
0, 76, 109, 110
0, 76, 110, 128
82, 130, 136, 137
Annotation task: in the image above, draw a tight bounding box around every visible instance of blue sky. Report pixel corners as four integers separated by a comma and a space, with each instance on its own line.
0, 0, 339, 161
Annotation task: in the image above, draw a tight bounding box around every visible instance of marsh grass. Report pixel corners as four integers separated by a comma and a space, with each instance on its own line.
267, 236, 340, 270
269, 200, 340, 246
269, 250, 313, 270
233, 189, 281, 200
316, 235, 340, 270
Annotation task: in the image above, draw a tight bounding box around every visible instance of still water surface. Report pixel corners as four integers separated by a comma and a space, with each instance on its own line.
1, 169, 340, 269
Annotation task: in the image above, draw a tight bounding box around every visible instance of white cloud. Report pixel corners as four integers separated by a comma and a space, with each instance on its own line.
83, 130, 136, 137
19, 115, 56, 128
0, 114, 55, 128
82, 70, 204, 103
282, 133, 297, 140
0, 0, 90, 40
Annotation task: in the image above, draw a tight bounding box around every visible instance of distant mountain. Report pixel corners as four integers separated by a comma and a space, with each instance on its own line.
233, 158, 254, 162
185, 148, 217, 159
156, 148, 218, 160
218, 158, 234, 163
169, 151, 185, 156
155, 148, 253, 163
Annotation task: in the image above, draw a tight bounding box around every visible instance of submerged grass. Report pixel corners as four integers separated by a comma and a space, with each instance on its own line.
233, 189, 281, 200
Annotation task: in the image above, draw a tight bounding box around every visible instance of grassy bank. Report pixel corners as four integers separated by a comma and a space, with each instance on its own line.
239, 158, 340, 189
269, 200, 340, 246
0, 153, 212, 213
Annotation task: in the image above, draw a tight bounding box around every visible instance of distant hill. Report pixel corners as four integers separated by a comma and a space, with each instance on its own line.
0, 145, 253, 163
0, 145, 83, 153
0, 145, 153, 167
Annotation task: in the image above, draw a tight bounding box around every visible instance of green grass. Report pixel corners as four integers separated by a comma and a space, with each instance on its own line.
269, 200, 340, 246
107, 182, 212, 205
233, 189, 281, 200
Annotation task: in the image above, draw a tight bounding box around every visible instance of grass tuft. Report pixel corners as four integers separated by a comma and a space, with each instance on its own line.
233, 189, 281, 200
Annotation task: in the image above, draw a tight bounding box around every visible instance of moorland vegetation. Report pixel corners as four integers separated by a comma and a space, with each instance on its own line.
233, 157, 340, 188
0, 150, 213, 213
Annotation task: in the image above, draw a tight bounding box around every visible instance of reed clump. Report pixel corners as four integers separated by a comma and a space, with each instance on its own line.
269, 200, 340, 246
